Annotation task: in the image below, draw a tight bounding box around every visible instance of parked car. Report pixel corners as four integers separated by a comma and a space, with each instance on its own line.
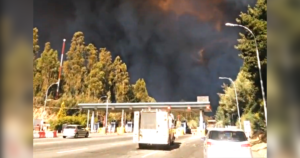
62, 125, 89, 138
203, 128, 253, 158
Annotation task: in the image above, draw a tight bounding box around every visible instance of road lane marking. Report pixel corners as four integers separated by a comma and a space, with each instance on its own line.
189, 136, 200, 139
34, 134, 133, 141
112, 142, 126, 145
142, 151, 158, 157
34, 135, 132, 145
57, 148, 87, 154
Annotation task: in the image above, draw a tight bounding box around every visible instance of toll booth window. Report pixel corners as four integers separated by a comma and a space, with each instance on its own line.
140, 113, 157, 129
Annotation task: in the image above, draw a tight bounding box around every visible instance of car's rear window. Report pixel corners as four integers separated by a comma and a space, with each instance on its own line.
208, 130, 248, 141
65, 126, 76, 129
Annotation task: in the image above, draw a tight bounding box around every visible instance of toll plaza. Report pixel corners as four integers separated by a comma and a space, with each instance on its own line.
77, 96, 212, 136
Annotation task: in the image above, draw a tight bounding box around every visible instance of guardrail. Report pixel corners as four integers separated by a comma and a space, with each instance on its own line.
33, 131, 58, 138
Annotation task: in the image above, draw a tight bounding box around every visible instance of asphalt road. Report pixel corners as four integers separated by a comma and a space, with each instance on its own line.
34, 134, 263, 158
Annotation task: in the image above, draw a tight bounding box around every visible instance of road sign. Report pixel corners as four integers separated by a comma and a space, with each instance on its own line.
197, 96, 209, 102
244, 120, 251, 138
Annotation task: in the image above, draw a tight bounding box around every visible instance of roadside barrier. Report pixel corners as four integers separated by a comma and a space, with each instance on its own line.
171, 129, 176, 133
33, 131, 40, 138
45, 131, 57, 138
197, 127, 205, 137
33, 131, 58, 138
175, 128, 184, 137
191, 129, 197, 135
98, 127, 106, 134
117, 127, 125, 135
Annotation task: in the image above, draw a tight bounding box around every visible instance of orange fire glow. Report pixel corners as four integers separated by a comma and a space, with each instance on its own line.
156, 0, 224, 31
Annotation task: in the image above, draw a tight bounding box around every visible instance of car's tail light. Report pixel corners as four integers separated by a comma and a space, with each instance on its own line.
241, 143, 251, 148
206, 141, 213, 147
74, 129, 77, 133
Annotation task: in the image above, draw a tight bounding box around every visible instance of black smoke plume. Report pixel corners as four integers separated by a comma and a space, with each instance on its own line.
33, 0, 256, 112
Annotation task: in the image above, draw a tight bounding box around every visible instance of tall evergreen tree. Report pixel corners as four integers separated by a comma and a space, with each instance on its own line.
33, 27, 40, 59
98, 48, 113, 100
86, 61, 105, 100
132, 79, 155, 102
85, 43, 98, 72
215, 106, 225, 123
32, 29, 156, 109
111, 56, 130, 103
34, 42, 59, 97
33, 28, 40, 85
235, 0, 267, 99
233, 0, 267, 131
84, 43, 98, 99
63, 32, 87, 97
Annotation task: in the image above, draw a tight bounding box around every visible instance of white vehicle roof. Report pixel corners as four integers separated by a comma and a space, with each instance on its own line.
208, 128, 244, 132
207, 120, 216, 122
66, 124, 81, 126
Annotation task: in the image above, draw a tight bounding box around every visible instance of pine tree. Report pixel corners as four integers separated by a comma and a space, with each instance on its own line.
98, 48, 113, 100
215, 106, 225, 123
84, 43, 98, 99
33, 28, 40, 88
32, 30, 156, 112
233, 0, 267, 131
235, 0, 267, 99
111, 56, 130, 103
132, 79, 153, 102
34, 42, 60, 97
33, 27, 40, 59
85, 43, 98, 72
63, 32, 87, 97
86, 61, 105, 100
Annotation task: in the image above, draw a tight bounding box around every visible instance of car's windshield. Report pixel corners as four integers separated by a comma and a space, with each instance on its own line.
208, 131, 248, 141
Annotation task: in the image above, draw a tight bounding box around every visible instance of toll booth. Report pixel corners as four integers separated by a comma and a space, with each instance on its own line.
125, 121, 133, 133
109, 120, 118, 133
181, 121, 187, 134
94, 122, 100, 132
180, 120, 190, 134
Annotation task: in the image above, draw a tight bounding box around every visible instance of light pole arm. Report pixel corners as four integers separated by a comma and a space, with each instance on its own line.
44, 82, 58, 109
239, 25, 261, 69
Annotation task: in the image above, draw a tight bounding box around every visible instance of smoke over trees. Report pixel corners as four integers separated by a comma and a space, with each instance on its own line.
33, 0, 256, 110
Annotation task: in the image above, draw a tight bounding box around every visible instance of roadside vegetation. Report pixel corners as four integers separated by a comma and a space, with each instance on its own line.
215, 0, 267, 141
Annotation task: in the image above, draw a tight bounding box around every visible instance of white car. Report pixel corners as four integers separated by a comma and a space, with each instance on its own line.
62, 125, 89, 138
203, 128, 253, 158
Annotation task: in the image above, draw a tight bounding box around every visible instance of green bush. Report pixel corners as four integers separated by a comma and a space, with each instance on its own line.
188, 120, 198, 129
49, 115, 87, 132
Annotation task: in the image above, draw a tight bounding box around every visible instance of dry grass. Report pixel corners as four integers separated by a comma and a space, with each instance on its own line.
251, 142, 267, 158
33, 107, 57, 122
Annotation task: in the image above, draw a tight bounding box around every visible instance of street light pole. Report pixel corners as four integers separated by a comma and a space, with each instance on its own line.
225, 22, 267, 125
43, 82, 59, 124
219, 77, 242, 129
